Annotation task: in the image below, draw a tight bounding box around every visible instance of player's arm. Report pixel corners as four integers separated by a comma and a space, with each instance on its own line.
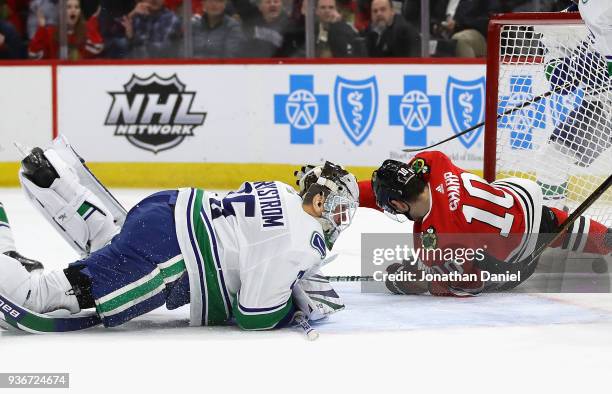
358, 179, 380, 210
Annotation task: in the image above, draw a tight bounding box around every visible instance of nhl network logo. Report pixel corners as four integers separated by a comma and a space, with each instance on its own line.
105, 74, 207, 153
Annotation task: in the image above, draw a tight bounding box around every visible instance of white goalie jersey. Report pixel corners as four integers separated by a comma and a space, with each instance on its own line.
578, 0, 612, 62
174, 181, 327, 330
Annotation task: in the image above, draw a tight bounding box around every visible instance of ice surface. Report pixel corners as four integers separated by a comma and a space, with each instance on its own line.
1, 188, 611, 394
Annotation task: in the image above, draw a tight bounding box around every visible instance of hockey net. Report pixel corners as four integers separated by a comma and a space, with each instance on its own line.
485, 13, 612, 227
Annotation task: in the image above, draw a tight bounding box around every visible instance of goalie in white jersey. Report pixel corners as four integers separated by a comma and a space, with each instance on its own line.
537, 0, 612, 200
0, 139, 358, 330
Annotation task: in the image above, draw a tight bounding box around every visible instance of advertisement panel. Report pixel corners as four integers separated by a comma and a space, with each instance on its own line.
0, 66, 53, 162
57, 64, 486, 170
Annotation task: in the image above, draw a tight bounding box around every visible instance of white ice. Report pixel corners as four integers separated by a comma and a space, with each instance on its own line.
1, 187, 611, 394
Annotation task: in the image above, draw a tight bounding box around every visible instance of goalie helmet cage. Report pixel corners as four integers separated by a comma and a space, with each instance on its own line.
484, 12, 612, 226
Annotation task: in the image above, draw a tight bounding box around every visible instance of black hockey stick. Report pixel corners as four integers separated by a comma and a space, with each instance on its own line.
401, 81, 574, 153
524, 173, 612, 268
323, 275, 375, 282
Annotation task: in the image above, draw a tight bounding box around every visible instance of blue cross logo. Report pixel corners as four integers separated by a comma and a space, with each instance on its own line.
498, 76, 546, 150
389, 75, 442, 146
274, 75, 329, 144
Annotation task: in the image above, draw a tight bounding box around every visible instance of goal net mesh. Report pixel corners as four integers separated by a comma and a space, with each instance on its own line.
494, 21, 611, 226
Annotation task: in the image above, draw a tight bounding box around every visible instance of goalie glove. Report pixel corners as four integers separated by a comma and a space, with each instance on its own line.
292, 273, 344, 321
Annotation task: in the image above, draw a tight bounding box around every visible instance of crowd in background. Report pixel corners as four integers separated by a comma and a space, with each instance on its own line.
0, 0, 575, 60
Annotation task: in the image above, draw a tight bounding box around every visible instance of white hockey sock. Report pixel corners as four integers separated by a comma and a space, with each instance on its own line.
24, 270, 81, 314
0, 254, 80, 314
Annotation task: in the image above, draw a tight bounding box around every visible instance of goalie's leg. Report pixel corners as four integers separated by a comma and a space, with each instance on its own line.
64, 190, 188, 327
20, 147, 121, 257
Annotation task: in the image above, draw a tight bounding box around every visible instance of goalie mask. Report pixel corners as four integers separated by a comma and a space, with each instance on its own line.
296, 162, 359, 248
371, 159, 428, 222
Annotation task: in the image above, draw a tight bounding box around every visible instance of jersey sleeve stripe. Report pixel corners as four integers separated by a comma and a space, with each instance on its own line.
188, 190, 231, 325
184, 188, 209, 324
233, 296, 293, 331
237, 299, 290, 314
198, 207, 232, 314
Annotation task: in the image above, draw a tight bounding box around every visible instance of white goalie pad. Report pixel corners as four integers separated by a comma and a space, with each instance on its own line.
292, 273, 345, 322
18, 135, 126, 257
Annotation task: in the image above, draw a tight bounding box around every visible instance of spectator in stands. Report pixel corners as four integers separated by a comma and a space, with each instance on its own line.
28, 0, 104, 59
96, 0, 134, 58
498, 0, 571, 12
28, 0, 58, 40
192, 0, 245, 58
120, 0, 182, 58
315, 0, 363, 57
364, 0, 420, 57
436, 0, 499, 58
401, 0, 463, 56
0, 18, 25, 58
242, 0, 303, 57
1, 0, 28, 38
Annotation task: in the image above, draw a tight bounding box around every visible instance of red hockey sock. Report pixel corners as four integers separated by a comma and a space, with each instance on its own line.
548, 207, 610, 255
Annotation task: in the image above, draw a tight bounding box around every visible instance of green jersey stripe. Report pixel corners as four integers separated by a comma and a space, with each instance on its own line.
190, 190, 229, 325
96, 273, 165, 314
160, 260, 186, 283
233, 298, 293, 330
98, 286, 166, 318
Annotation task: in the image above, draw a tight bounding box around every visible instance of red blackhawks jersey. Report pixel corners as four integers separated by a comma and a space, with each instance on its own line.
359, 151, 544, 296
28, 17, 104, 60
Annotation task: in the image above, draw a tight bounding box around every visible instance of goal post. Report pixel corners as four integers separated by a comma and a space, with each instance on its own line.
484, 12, 612, 226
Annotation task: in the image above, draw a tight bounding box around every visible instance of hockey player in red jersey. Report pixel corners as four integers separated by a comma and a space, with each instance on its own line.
359, 151, 611, 296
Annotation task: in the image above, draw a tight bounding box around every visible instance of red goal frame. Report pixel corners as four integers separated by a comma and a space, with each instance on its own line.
483, 12, 584, 182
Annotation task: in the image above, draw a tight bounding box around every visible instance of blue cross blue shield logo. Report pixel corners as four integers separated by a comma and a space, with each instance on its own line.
333, 76, 379, 146
446, 76, 485, 149
498, 76, 546, 150
274, 75, 329, 144
389, 76, 442, 146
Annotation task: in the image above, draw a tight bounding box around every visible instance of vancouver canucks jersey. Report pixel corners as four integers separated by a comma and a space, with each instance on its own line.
174, 181, 327, 330
579, 0, 612, 65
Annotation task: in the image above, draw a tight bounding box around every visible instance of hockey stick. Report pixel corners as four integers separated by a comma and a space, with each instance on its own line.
402, 82, 571, 153
401, 81, 575, 153
0, 292, 102, 334
323, 275, 375, 282
327, 175, 611, 283
523, 173, 612, 268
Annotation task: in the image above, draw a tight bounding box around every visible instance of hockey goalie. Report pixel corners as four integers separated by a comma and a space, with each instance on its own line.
0, 137, 357, 333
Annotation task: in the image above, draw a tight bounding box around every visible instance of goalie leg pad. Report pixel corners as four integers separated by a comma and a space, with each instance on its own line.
19, 148, 120, 257
49, 135, 127, 229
